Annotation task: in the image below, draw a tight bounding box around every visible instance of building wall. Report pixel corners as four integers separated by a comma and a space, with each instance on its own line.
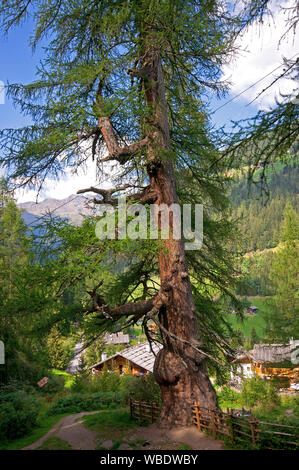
92, 355, 149, 375
231, 361, 299, 387
231, 362, 255, 384
254, 364, 299, 386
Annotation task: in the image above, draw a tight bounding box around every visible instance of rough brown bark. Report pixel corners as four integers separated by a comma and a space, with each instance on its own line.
97, 49, 218, 427
98, 116, 149, 163
141, 50, 218, 427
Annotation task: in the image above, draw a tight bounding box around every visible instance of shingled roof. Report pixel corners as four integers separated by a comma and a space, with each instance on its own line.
89, 341, 163, 373
231, 350, 254, 363
103, 332, 130, 345
232, 340, 299, 364
253, 343, 293, 363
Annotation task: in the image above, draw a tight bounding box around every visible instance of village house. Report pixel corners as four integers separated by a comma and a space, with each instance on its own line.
89, 341, 162, 376
103, 332, 130, 345
247, 305, 258, 315
230, 350, 255, 384
231, 340, 299, 388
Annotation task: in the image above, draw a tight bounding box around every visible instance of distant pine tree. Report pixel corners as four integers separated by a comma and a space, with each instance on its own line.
266, 205, 299, 341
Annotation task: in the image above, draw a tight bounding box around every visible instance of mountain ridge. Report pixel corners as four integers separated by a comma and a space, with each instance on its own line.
18, 194, 93, 226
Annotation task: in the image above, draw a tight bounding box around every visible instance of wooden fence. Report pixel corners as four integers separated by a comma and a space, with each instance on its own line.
129, 399, 298, 449
130, 399, 161, 424
192, 403, 299, 449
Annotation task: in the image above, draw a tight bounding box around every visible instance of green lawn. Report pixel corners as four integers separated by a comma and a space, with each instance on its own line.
83, 408, 137, 438
52, 369, 75, 389
227, 297, 271, 339
253, 395, 299, 425
36, 436, 73, 450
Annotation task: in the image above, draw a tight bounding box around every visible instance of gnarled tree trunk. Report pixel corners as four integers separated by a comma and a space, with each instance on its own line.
142, 51, 218, 427
94, 47, 218, 428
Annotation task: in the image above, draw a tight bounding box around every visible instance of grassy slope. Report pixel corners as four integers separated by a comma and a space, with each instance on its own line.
226, 298, 271, 339
52, 369, 75, 388
36, 436, 73, 450
0, 412, 70, 450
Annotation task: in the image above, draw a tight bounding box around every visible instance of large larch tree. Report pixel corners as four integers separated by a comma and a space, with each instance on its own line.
0, 0, 273, 425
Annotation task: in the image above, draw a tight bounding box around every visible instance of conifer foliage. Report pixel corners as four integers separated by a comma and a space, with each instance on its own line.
0, 1, 275, 425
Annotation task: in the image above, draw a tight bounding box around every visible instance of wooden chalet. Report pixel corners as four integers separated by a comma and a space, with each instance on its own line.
89, 341, 162, 376
247, 305, 258, 315
231, 340, 299, 388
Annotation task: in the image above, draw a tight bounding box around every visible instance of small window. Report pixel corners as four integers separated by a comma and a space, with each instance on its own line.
119, 365, 123, 374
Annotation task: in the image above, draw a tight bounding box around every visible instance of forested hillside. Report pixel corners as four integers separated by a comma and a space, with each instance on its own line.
230, 159, 299, 252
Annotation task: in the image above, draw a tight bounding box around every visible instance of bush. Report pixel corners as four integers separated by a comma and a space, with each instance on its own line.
66, 372, 161, 407
121, 374, 161, 403
90, 371, 121, 393
217, 386, 241, 405
0, 379, 36, 395
47, 391, 125, 415
240, 377, 280, 408
39, 374, 66, 395
0, 390, 41, 441
70, 371, 122, 394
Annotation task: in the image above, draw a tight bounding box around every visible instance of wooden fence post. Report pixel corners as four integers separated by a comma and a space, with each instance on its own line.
250, 417, 258, 447
151, 402, 155, 423
228, 409, 235, 443
194, 403, 201, 430
211, 409, 217, 437
139, 401, 142, 423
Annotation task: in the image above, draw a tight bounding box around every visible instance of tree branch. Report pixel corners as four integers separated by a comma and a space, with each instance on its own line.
98, 116, 148, 164
87, 283, 169, 324
127, 64, 152, 79
77, 184, 132, 204
126, 185, 158, 204
77, 184, 158, 205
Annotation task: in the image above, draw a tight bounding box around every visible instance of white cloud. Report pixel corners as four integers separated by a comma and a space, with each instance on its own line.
15, 140, 118, 203
222, 0, 299, 109
16, 158, 100, 203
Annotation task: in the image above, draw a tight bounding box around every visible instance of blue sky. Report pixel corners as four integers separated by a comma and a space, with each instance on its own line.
0, 20, 259, 131
0, 0, 298, 201
0, 19, 43, 129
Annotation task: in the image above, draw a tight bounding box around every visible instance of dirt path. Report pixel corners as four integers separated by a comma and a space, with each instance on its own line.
127, 424, 223, 450
23, 412, 100, 450
23, 412, 223, 451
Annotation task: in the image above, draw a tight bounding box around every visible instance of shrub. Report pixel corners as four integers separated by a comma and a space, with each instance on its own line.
217, 386, 241, 405
47, 391, 124, 415
0, 379, 35, 395
67, 372, 161, 406
0, 390, 41, 441
121, 374, 161, 403
39, 374, 66, 395
240, 377, 280, 408
91, 371, 121, 393
70, 371, 122, 394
